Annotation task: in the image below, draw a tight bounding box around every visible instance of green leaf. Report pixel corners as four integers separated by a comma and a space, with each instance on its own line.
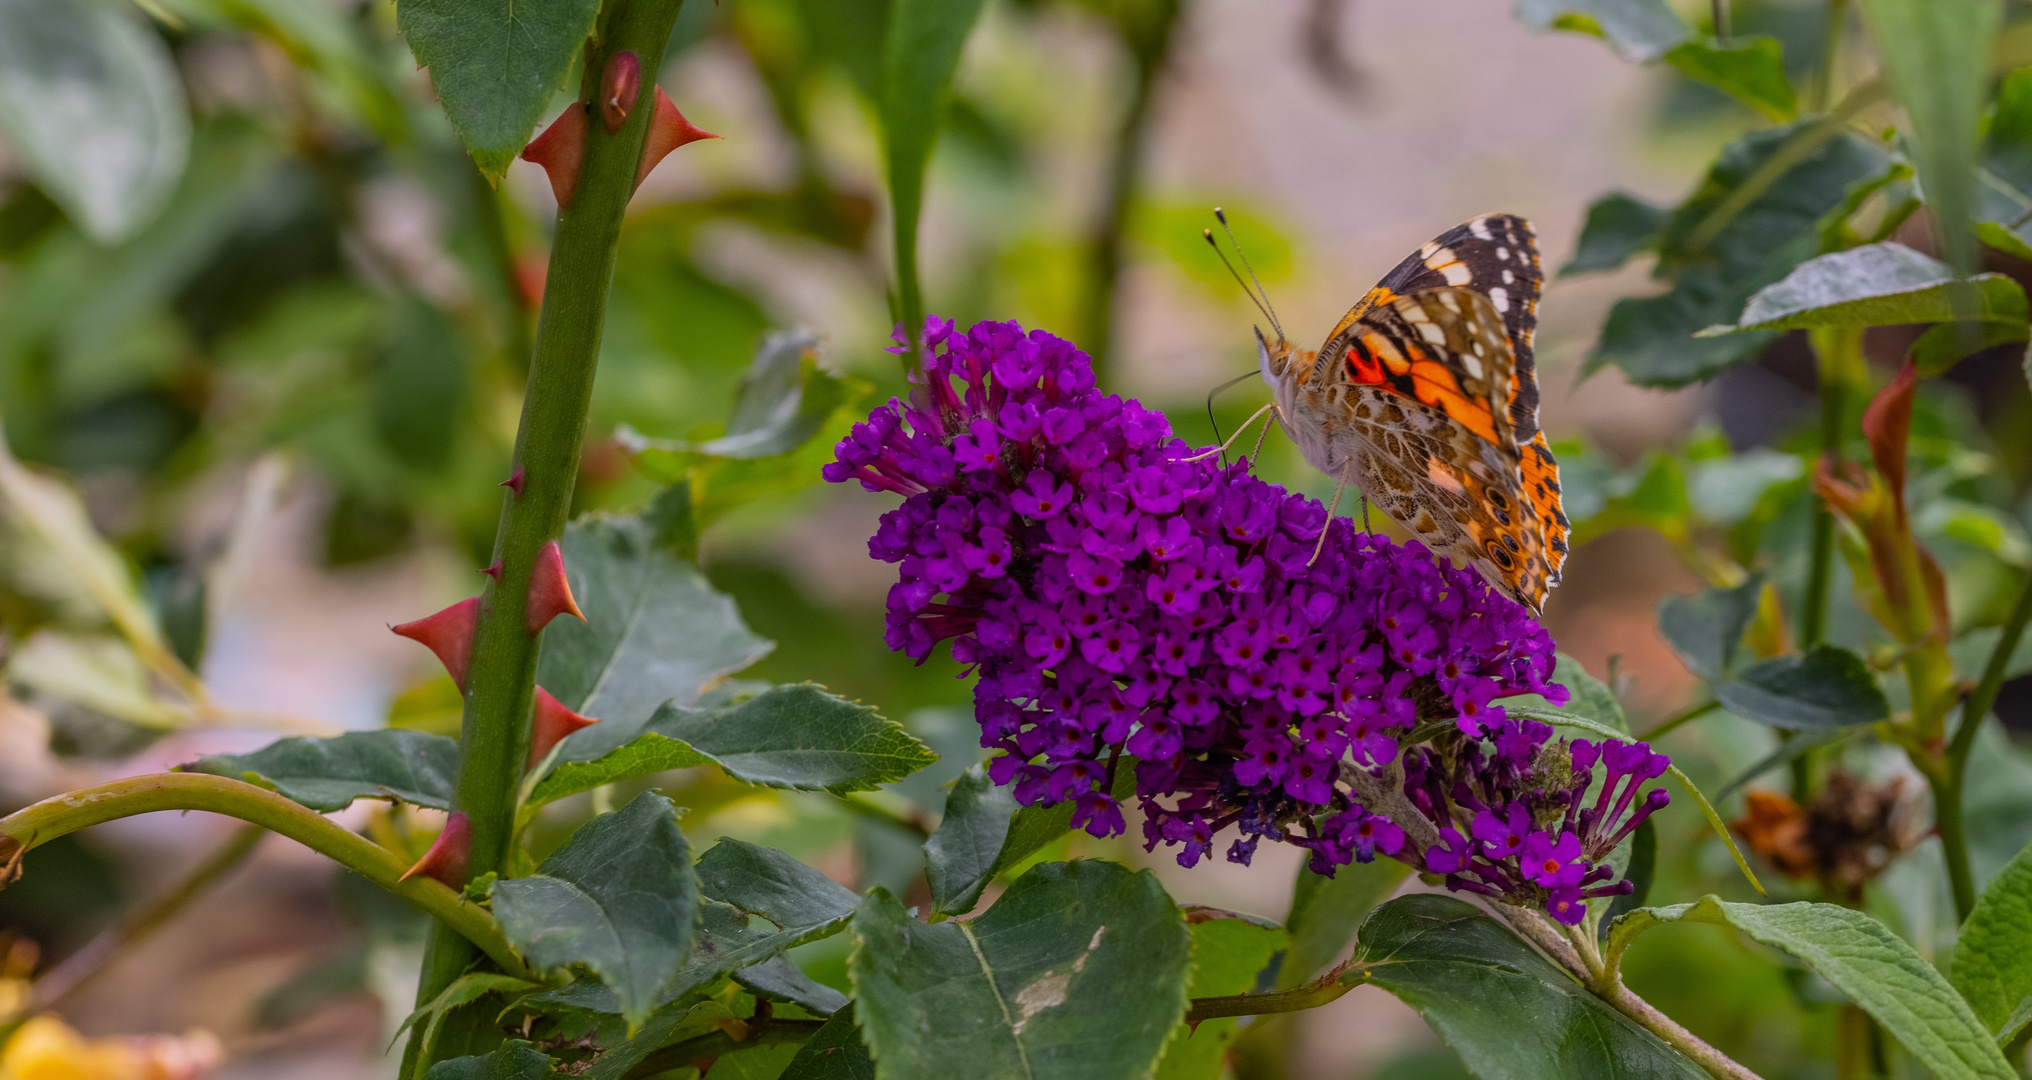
1701, 243, 2028, 333
1550, 652, 1629, 732
1911, 317, 2031, 376
850, 860, 1191, 1080
696, 838, 861, 936
925, 764, 1021, 916
779, 1003, 875, 1080
1511, 0, 1690, 61
1351, 895, 1706, 1079
1857, 0, 2001, 281
181, 730, 458, 811
1663, 37, 1797, 123
537, 511, 772, 729
395, 0, 601, 181
394, 973, 542, 1061
617, 331, 855, 461
1658, 574, 1765, 681
492, 792, 700, 1031
1154, 916, 1286, 1080
1609, 897, 2015, 1079
924, 758, 1138, 917
1279, 860, 1410, 990
0, 0, 189, 243
424, 1041, 556, 1080
1713, 645, 1891, 730
537, 683, 933, 802
734, 955, 849, 1016
1588, 123, 1892, 387
1952, 838, 2032, 1043
1561, 192, 1670, 276
881, 0, 989, 329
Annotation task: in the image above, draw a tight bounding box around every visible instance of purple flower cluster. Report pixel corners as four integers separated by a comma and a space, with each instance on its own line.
828, 317, 1591, 886
1405, 726, 1671, 924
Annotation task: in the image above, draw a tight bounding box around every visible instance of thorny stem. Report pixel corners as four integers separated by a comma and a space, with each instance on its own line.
30, 822, 266, 1008
0, 774, 535, 982
406, 0, 689, 1071
1940, 575, 2032, 920
1079, 0, 1182, 385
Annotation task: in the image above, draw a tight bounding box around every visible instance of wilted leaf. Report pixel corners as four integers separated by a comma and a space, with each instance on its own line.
0, 0, 189, 242
182, 729, 458, 810
8, 629, 190, 729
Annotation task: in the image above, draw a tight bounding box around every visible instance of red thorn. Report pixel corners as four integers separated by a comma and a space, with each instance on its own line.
635, 88, 718, 193
480, 561, 502, 581
500, 465, 525, 497
529, 687, 599, 768
527, 540, 585, 636
398, 812, 471, 889
392, 597, 479, 690
601, 51, 642, 133
521, 106, 588, 209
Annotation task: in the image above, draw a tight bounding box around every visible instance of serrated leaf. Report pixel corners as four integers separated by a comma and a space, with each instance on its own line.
1714, 645, 1891, 730
1511, 0, 1690, 61
1278, 859, 1409, 990
181, 730, 458, 811
395, 973, 541, 1061
779, 1003, 875, 1080
1703, 243, 2027, 333
1952, 838, 2032, 1043
1658, 574, 1765, 681
534, 683, 934, 804
536, 511, 772, 730
423, 1040, 556, 1080
924, 758, 1138, 917
734, 955, 849, 1016
1610, 897, 2014, 1079
1350, 895, 1706, 1079
492, 793, 699, 1031
1663, 37, 1797, 122
395, 0, 601, 180
1587, 123, 1892, 387
0, 0, 189, 242
851, 860, 1191, 1080
696, 838, 861, 935
1857, 0, 1999, 282
1562, 192, 1670, 276
1153, 916, 1286, 1080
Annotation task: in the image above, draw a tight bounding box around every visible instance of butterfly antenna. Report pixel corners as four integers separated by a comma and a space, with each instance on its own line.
1202, 229, 1274, 328
1214, 207, 1283, 340
1204, 370, 1259, 466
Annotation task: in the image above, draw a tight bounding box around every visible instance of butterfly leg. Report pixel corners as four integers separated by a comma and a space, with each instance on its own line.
1308, 463, 1353, 566
1250, 404, 1284, 465
1179, 402, 1276, 463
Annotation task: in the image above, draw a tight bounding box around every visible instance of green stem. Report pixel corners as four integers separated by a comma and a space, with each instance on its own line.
408, 0, 689, 1069
31, 821, 265, 1008
0, 774, 533, 981
1184, 957, 1366, 1022
1080, 0, 1181, 385
1801, 329, 1858, 651
1941, 575, 2032, 920
621, 1016, 826, 1078
1813, 0, 1847, 111
1712, 0, 1731, 41
1642, 699, 1720, 740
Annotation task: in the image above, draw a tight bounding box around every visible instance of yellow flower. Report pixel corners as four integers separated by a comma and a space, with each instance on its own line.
0, 1015, 221, 1080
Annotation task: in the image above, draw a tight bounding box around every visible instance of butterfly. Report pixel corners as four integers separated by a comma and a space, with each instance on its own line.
1242, 213, 1569, 614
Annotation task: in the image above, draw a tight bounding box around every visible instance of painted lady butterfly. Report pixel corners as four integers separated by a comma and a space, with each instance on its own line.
1253, 214, 1569, 614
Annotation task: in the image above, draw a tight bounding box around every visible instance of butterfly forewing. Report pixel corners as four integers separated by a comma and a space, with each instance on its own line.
1274, 214, 1566, 613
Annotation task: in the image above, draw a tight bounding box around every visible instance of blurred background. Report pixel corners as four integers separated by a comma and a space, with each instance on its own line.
2, 0, 2030, 1076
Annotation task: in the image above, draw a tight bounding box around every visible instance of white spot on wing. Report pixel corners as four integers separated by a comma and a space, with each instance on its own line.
1488, 286, 1510, 313
1495, 246, 1510, 261
1501, 269, 1515, 284
1441, 262, 1472, 286
1470, 217, 1493, 241
1417, 320, 1447, 345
